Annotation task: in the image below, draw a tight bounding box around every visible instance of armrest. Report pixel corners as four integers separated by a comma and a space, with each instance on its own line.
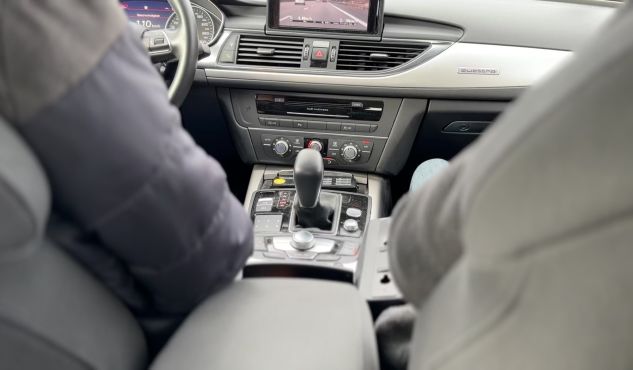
151, 278, 378, 370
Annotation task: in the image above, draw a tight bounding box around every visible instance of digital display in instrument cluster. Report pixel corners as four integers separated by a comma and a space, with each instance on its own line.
120, 1, 173, 30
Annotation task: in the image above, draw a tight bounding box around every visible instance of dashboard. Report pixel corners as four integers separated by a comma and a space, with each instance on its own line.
119, 0, 618, 176
120, 0, 224, 45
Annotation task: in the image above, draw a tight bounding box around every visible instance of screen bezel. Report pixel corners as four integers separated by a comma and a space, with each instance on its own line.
267, 0, 383, 37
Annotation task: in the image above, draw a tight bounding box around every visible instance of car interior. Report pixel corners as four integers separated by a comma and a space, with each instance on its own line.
1, 0, 632, 369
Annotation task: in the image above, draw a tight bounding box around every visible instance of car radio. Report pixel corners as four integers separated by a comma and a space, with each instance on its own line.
256, 94, 384, 122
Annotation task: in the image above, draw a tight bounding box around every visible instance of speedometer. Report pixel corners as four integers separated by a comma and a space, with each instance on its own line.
166, 5, 215, 45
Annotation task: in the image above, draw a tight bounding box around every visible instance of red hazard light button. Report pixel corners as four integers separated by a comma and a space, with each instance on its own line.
311, 47, 329, 62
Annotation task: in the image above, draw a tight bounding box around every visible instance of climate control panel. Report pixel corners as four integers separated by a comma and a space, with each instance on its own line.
260, 133, 374, 167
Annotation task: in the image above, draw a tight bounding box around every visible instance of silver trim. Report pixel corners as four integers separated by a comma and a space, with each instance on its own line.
201, 31, 570, 89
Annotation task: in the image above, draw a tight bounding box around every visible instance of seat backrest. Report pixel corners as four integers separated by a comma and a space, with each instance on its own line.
0, 118, 147, 370
407, 3, 633, 370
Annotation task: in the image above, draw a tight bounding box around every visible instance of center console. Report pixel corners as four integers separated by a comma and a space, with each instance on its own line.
220, 89, 427, 176
244, 157, 386, 282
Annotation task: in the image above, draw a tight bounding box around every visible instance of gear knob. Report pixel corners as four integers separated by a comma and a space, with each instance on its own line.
293, 149, 323, 209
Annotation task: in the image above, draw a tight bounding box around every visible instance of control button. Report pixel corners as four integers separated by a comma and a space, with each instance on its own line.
255, 197, 274, 213
335, 178, 353, 186
286, 251, 318, 260
316, 254, 340, 262
379, 241, 388, 252
312, 47, 328, 61
223, 34, 239, 51
326, 122, 341, 131
341, 143, 361, 162
308, 140, 324, 152
308, 121, 327, 130
293, 120, 308, 129
313, 40, 331, 48
360, 140, 374, 151
443, 121, 491, 134
254, 214, 283, 233
153, 37, 165, 46
351, 102, 364, 109
279, 119, 293, 128
272, 138, 292, 157
370, 124, 379, 132
356, 124, 371, 132
259, 117, 268, 126
338, 242, 360, 256
323, 157, 337, 166
312, 239, 336, 254
271, 237, 294, 251
290, 137, 304, 146
291, 230, 316, 251
254, 237, 268, 252
273, 178, 287, 185
346, 208, 363, 218
341, 124, 355, 132
329, 139, 341, 149
377, 263, 390, 273
343, 219, 360, 233
266, 120, 279, 127
219, 49, 235, 63
303, 45, 311, 61
329, 46, 337, 62
263, 252, 287, 260
262, 136, 274, 145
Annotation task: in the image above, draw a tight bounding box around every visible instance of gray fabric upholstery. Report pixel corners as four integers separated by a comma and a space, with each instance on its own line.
151, 279, 379, 370
389, 4, 633, 370
0, 119, 49, 258
0, 118, 147, 370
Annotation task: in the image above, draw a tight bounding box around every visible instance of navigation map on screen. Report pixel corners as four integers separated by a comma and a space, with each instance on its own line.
277, 0, 371, 32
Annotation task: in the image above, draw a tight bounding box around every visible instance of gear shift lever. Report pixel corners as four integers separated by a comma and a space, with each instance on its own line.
293, 149, 334, 230
294, 149, 323, 208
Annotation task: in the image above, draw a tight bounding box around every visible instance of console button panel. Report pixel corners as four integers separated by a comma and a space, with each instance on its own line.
257, 132, 378, 167
249, 189, 370, 270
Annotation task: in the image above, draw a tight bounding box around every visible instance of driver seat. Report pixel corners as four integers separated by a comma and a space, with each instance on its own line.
0, 119, 147, 370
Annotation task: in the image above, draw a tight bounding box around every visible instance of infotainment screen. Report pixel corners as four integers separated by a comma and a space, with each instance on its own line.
268, 0, 381, 34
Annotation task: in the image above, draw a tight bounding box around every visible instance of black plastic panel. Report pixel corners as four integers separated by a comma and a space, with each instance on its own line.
391, 99, 510, 202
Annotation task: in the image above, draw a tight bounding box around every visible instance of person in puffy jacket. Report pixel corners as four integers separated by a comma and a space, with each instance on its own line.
0, 0, 253, 317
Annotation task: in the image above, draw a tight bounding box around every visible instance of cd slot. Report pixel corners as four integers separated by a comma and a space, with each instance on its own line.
256, 94, 384, 122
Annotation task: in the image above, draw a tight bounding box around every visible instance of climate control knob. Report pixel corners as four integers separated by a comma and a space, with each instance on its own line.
340, 143, 361, 162
307, 140, 324, 152
272, 138, 292, 157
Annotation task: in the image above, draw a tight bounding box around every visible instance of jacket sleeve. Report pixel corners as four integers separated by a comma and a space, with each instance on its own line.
3, 12, 253, 313
388, 158, 467, 307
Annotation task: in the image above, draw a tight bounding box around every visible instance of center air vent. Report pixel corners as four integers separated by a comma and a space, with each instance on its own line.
336, 41, 429, 72
236, 35, 304, 68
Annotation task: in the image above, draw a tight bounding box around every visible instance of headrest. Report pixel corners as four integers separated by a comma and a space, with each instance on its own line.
0, 117, 50, 259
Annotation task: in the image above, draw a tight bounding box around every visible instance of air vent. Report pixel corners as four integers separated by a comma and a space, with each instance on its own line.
336, 41, 429, 72
236, 35, 304, 68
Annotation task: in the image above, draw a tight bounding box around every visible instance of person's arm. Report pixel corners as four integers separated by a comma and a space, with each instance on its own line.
1, 0, 253, 314
388, 158, 467, 307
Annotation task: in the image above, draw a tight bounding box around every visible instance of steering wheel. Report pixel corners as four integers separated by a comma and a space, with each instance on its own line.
138, 0, 199, 107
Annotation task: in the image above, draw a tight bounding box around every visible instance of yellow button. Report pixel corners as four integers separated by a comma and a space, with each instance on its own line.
273, 178, 286, 185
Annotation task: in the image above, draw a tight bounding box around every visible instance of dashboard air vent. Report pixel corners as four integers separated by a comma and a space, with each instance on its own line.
336, 41, 429, 72
236, 35, 304, 68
